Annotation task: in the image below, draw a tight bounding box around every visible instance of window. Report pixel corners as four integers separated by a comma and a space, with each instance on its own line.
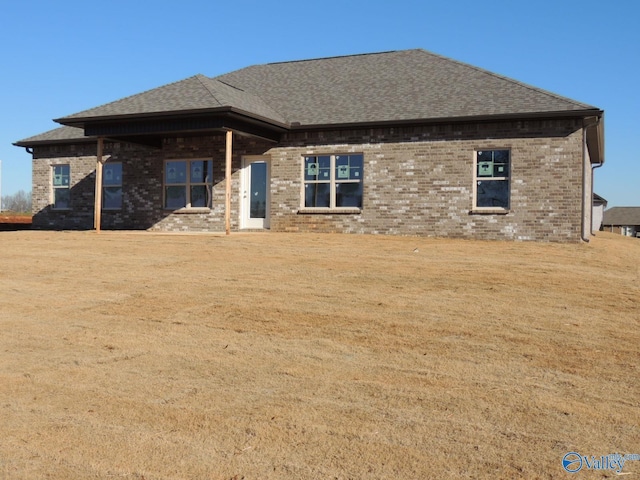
164, 160, 213, 209
474, 149, 510, 210
103, 162, 122, 210
52, 164, 70, 209
303, 154, 363, 209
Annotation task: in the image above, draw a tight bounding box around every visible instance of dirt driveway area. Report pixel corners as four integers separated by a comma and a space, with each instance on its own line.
1, 231, 639, 478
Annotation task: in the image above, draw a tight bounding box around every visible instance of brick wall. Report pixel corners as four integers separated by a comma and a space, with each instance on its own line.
269, 119, 585, 242
30, 118, 587, 242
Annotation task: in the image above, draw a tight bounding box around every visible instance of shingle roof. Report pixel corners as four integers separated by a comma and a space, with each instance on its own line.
58, 74, 287, 125
217, 49, 597, 126
57, 49, 598, 127
17, 49, 602, 146
15, 126, 88, 146
602, 207, 640, 226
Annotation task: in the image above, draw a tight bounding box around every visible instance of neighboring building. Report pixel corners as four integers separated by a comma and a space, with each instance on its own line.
602, 207, 640, 237
14, 49, 605, 242
592, 193, 608, 233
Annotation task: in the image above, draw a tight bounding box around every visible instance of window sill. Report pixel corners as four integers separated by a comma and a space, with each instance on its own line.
164, 207, 212, 214
470, 208, 510, 215
298, 207, 362, 215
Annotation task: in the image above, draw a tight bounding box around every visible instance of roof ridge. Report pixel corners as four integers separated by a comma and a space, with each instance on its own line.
418, 49, 595, 110
215, 78, 247, 92
194, 74, 225, 106
265, 49, 402, 66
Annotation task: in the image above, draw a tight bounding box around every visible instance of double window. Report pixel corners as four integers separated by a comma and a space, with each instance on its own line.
52, 164, 70, 209
474, 149, 510, 210
103, 162, 123, 210
303, 154, 363, 209
164, 160, 213, 209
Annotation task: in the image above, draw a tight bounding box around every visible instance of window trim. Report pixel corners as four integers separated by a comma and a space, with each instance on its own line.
300, 153, 364, 212
51, 164, 71, 210
163, 158, 213, 211
472, 148, 511, 214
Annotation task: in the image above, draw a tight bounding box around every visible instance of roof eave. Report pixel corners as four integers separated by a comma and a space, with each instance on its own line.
14, 137, 97, 148
288, 109, 605, 131
588, 112, 605, 165
55, 107, 290, 131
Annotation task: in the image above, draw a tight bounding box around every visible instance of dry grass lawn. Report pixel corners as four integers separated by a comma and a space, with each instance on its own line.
0, 230, 639, 479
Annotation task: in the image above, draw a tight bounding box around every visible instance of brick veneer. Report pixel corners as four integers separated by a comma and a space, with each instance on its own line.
31, 118, 588, 242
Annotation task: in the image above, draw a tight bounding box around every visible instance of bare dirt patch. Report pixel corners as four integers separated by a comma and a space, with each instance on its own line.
1, 231, 639, 479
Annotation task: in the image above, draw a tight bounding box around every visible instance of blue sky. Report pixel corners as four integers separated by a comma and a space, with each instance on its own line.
1, 0, 638, 207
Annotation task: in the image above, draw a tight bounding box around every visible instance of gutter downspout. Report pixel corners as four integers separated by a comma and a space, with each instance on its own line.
581, 116, 603, 243
590, 116, 605, 235
591, 160, 605, 235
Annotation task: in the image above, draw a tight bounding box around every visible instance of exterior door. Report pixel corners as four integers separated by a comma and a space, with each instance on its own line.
241, 156, 270, 229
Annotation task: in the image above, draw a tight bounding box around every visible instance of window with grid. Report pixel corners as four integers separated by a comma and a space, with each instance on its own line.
474, 150, 510, 210
52, 164, 70, 209
103, 162, 123, 210
164, 160, 213, 209
303, 154, 363, 209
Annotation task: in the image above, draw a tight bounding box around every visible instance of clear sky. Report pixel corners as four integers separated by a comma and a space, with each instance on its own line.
1, 0, 638, 207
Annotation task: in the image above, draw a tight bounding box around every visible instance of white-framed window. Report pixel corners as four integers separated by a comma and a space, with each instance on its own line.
473, 149, 510, 211
164, 159, 213, 210
303, 154, 363, 209
52, 164, 70, 209
103, 162, 123, 210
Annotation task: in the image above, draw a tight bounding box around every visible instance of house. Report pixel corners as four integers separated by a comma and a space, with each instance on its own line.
14, 49, 605, 242
602, 207, 640, 237
592, 193, 608, 233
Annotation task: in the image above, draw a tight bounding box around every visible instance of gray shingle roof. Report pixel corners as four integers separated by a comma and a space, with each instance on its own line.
14, 126, 88, 146
58, 75, 287, 125
218, 49, 597, 126
17, 49, 602, 146
602, 207, 640, 226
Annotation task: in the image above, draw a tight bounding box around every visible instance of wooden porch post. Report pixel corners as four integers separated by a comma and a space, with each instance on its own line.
94, 137, 105, 232
225, 130, 233, 235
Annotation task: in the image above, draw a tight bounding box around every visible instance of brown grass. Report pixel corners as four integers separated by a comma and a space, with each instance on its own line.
0, 230, 639, 479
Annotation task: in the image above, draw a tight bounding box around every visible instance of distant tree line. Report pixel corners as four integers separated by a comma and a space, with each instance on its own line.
1, 190, 32, 214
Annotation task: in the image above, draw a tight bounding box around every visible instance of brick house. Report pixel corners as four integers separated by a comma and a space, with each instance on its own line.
602, 207, 640, 237
15, 49, 605, 242
592, 193, 608, 233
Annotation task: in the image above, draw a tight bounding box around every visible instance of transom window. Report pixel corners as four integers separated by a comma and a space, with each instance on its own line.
103, 162, 122, 210
474, 149, 510, 210
303, 154, 363, 209
164, 160, 213, 209
52, 164, 70, 209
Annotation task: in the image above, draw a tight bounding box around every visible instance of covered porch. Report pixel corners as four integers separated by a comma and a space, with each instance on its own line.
58, 107, 285, 234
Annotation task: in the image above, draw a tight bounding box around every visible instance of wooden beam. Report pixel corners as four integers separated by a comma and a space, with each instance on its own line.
225, 130, 233, 235
94, 137, 104, 232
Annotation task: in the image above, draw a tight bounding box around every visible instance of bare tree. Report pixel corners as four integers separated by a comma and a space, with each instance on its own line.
1, 190, 32, 214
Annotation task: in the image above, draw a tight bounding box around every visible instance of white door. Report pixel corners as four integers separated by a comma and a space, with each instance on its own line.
241, 156, 270, 229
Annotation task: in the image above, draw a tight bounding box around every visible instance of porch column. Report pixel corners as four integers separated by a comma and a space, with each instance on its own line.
94, 137, 105, 231
225, 130, 233, 235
